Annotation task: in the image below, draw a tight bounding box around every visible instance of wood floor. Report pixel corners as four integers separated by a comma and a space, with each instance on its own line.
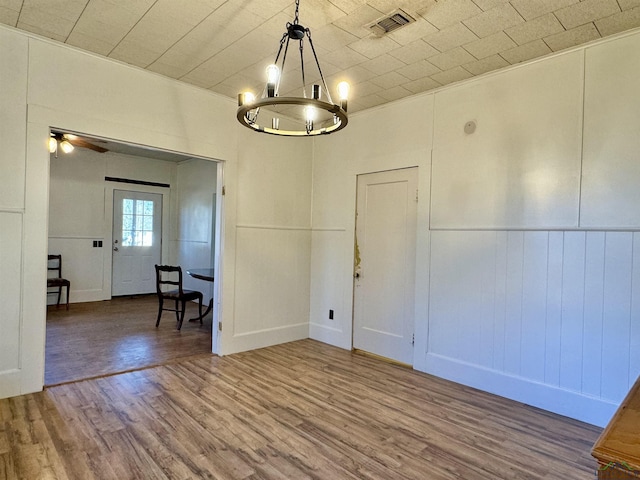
45, 295, 212, 385
2, 339, 601, 479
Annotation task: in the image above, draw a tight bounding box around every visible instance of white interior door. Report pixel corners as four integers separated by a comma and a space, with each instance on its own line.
353, 168, 418, 365
112, 190, 162, 296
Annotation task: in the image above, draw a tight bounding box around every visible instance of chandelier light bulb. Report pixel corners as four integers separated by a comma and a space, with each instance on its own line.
304, 106, 317, 122
238, 91, 255, 106
337, 81, 350, 100
266, 64, 280, 97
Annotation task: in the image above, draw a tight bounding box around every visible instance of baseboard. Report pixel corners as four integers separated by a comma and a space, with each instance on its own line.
221, 323, 309, 356
422, 352, 618, 427
309, 322, 351, 351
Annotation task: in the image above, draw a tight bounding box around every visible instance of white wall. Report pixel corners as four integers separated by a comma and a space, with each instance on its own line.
0, 25, 312, 398
310, 28, 640, 427
48, 149, 176, 304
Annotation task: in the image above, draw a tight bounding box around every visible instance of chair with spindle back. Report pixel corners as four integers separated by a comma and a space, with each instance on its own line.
47, 254, 71, 310
155, 265, 203, 330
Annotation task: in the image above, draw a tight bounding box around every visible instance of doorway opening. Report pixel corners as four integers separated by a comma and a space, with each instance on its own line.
45, 129, 223, 386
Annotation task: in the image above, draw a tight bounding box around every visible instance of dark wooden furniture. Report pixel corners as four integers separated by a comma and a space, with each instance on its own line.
186, 268, 214, 322
155, 265, 203, 331
47, 254, 70, 310
592, 375, 640, 479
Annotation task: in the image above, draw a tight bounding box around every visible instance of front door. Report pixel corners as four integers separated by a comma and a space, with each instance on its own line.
353, 168, 418, 365
112, 190, 162, 296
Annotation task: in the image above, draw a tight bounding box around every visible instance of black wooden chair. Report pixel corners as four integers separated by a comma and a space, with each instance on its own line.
47, 254, 71, 310
155, 265, 203, 330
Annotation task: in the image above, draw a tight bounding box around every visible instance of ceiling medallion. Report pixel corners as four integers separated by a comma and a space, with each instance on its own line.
237, 0, 349, 137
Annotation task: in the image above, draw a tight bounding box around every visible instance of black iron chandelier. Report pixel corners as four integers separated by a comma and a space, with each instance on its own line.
237, 0, 350, 136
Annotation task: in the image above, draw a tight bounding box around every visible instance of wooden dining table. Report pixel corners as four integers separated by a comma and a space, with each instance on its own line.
186, 268, 214, 322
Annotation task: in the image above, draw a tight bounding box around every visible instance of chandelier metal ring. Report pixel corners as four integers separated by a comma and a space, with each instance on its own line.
237, 97, 348, 137
236, 0, 350, 137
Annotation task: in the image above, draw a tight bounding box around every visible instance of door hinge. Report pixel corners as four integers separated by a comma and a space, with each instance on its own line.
415, 189, 419, 202
412, 333, 415, 345
222, 186, 226, 196
218, 322, 222, 331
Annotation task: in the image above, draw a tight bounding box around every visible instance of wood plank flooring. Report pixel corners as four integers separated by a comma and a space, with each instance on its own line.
46, 295, 212, 385
2, 339, 601, 479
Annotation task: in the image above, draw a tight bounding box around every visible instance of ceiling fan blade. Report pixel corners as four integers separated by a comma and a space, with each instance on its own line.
68, 137, 109, 153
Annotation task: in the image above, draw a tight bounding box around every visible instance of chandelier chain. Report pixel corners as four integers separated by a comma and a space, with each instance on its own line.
294, 0, 300, 25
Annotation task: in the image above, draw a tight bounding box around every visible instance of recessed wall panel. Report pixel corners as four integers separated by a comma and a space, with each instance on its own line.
0, 212, 22, 372
431, 52, 583, 229
581, 32, 640, 228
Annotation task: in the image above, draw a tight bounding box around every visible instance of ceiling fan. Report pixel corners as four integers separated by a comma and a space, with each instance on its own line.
49, 131, 109, 155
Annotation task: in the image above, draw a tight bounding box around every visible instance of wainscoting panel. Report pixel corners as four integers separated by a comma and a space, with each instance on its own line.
232, 226, 310, 345
0, 212, 22, 379
428, 230, 640, 425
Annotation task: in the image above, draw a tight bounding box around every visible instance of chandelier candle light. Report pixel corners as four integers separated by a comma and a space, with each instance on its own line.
237, 0, 350, 136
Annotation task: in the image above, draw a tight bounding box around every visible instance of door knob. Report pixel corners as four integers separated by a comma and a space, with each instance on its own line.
113, 247, 119, 252
354, 272, 360, 278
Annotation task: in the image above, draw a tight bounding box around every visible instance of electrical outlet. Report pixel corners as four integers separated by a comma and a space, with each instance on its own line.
329, 309, 334, 320
93, 241, 98, 247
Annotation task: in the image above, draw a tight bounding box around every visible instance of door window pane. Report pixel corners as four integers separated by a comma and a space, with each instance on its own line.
121, 199, 154, 246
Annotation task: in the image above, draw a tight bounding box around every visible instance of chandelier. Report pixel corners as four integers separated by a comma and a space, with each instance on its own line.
237, 0, 350, 136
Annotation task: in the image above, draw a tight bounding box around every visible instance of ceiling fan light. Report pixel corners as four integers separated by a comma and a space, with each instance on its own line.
48, 136, 57, 153
59, 140, 74, 153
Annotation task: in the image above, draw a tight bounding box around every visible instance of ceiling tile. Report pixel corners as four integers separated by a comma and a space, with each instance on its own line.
510, 0, 578, 21
351, 79, 384, 96
462, 53, 510, 74
471, 0, 510, 11
361, 53, 407, 75
543, 22, 600, 51
66, 30, 114, 56
431, 65, 474, 85
370, 70, 410, 89
505, 12, 565, 45
352, 92, 387, 109
0, 0, 22, 9
145, 61, 190, 79
332, 3, 386, 38
348, 34, 401, 59
424, 21, 479, 51
421, 0, 482, 29
403, 75, 441, 93
311, 24, 361, 52
595, 6, 640, 36
386, 17, 438, 45
463, 3, 524, 37
323, 45, 369, 69
429, 46, 477, 70
378, 84, 413, 101
329, 0, 368, 15
340, 64, 378, 83
243, 0, 292, 19
554, 0, 620, 30
17, 5, 77, 39
288, 0, 349, 29
109, 41, 161, 67
396, 59, 440, 79
499, 38, 552, 63
388, 39, 440, 63
463, 31, 516, 59
0, 7, 19, 25
619, 0, 640, 9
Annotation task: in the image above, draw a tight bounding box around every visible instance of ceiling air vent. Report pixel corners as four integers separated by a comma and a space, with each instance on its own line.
369, 9, 415, 36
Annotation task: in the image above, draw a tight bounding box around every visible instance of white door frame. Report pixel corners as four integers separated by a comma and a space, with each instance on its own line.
352, 167, 419, 365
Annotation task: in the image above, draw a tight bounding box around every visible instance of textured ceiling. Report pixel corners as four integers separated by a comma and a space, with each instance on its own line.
2, 0, 640, 114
